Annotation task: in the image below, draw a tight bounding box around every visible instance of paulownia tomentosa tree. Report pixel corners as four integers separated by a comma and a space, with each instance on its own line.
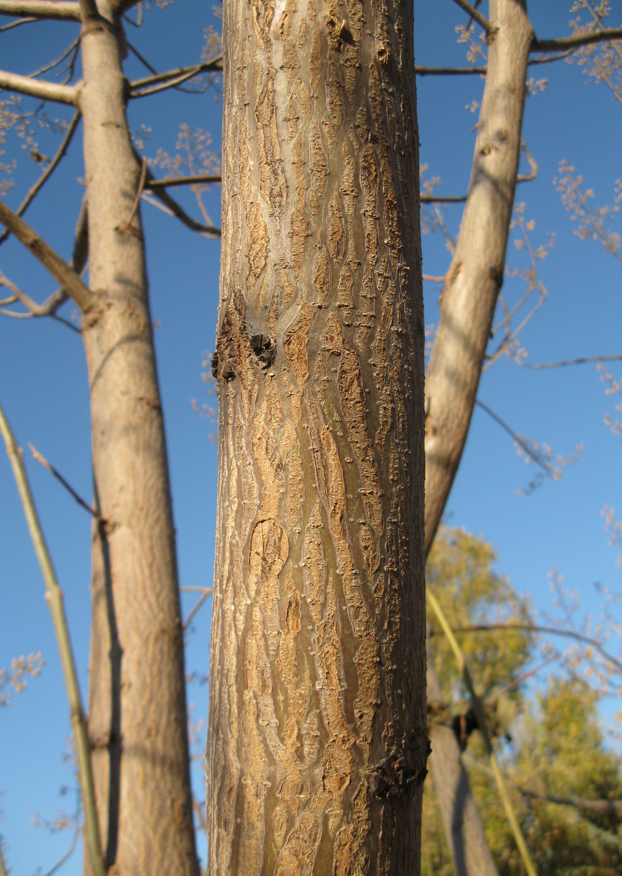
206, 0, 427, 873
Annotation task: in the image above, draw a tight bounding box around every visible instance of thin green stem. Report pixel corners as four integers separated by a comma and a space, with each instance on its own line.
0, 400, 106, 876
427, 589, 538, 876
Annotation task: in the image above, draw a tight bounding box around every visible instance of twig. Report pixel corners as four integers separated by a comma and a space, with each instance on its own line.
42, 825, 80, 876
420, 194, 467, 203
445, 622, 622, 676
29, 443, 100, 518
532, 26, 622, 54
517, 139, 538, 183
450, 0, 492, 35
415, 65, 487, 76
146, 173, 222, 189
520, 354, 622, 370
183, 587, 213, 631
0, 110, 80, 247
422, 275, 446, 282
29, 35, 80, 80
475, 399, 552, 473
139, 161, 221, 237
0, 15, 36, 30
427, 589, 538, 876
0, 400, 106, 876
130, 60, 223, 99
463, 754, 622, 815
130, 59, 223, 91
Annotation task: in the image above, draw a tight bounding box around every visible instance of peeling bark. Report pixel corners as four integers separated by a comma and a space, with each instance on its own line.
424, 2, 534, 874
207, 1, 426, 873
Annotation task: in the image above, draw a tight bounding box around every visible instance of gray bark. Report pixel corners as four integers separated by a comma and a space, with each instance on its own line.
77, 4, 199, 874
424, 2, 534, 874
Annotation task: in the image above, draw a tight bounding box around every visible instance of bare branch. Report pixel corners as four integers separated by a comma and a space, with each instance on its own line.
29, 35, 80, 81
516, 787, 622, 815
516, 139, 537, 182
0, 69, 77, 104
532, 27, 622, 54
183, 587, 213, 631
520, 353, 622, 370
442, 622, 622, 676
29, 443, 100, 518
423, 275, 446, 283
0, 199, 93, 312
415, 65, 487, 75
130, 59, 224, 92
464, 755, 622, 815
126, 39, 158, 74
450, 0, 492, 35
420, 194, 467, 203
140, 162, 220, 237
475, 399, 552, 474
0, 110, 80, 247
0, 14, 36, 30
130, 61, 223, 99
0, 0, 80, 19
415, 50, 583, 76
146, 173, 222, 190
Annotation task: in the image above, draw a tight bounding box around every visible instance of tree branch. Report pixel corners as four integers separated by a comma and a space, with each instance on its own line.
415, 65, 487, 76
420, 194, 467, 203
130, 59, 224, 92
0, 14, 35, 30
445, 622, 622, 676
464, 755, 622, 815
532, 26, 622, 53
29, 443, 100, 517
145, 173, 222, 190
0, 199, 93, 312
519, 353, 622, 370
140, 162, 220, 236
129, 60, 223, 98
451, 0, 492, 34
0, 69, 77, 104
0, 110, 80, 247
475, 399, 552, 474
0, 0, 80, 19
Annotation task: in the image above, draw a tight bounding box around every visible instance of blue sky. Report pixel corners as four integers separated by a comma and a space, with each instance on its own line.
1, 2, 622, 874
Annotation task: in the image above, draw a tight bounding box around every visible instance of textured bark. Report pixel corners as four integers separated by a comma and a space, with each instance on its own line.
77, 4, 199, 875
424, 3, 533, 875
207, 1, 426, 873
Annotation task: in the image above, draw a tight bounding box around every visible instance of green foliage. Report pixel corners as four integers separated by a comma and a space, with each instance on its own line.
427, 527, 533, 701
423, 528, 622, 875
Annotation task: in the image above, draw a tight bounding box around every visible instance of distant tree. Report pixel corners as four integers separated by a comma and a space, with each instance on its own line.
422, 528, 622, 875
0, 1, 219, 873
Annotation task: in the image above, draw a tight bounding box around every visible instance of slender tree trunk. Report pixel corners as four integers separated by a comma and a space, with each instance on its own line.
207, 1, 426, 873
424, 2, 533, 874
78, 4, 199, 874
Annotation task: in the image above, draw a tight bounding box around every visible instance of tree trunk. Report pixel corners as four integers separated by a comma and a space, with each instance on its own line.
207, 1, 426, 873
78, 4, 199, 874
424, 2, 533, 874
